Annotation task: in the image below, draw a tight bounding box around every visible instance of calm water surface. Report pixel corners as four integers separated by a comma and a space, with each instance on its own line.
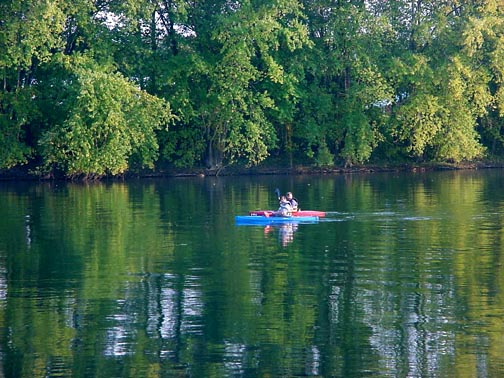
1, 170, 504, 377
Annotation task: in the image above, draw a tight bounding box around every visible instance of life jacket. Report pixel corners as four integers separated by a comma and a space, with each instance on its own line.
288, 198, 298, 210
278, 201, 292, 215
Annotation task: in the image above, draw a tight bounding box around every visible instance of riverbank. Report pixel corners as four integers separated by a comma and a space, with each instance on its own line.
133, 157, 504, 178
3, 160, 503, 181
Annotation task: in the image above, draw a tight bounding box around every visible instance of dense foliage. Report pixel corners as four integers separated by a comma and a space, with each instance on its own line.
1, 0, 504, 177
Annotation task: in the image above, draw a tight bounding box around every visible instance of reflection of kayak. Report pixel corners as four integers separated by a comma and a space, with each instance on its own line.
235, 215, 319, 224
249, 210, 326, 217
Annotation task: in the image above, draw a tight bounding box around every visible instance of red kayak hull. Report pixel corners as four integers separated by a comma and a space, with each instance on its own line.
250, 210, 326, 217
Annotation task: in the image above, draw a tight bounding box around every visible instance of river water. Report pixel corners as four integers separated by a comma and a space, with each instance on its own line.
1, 170, 504, 377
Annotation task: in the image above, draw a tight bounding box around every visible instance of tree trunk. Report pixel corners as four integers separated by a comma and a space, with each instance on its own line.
286, 123, 293, 168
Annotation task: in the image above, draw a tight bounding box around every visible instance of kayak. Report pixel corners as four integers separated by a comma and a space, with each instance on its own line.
249, 210, 326, 217
236, 215, 319, 224
235, 215, 319, 225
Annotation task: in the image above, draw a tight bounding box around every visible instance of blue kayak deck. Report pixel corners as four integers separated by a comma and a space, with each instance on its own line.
235, 215, 319, 224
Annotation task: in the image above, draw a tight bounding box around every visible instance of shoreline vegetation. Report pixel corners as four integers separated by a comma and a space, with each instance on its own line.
2, 160, 503, 181
2, 2, 504, 181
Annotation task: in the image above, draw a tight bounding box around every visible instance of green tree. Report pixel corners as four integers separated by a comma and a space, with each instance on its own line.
463, 1, 504, 156
155, 0, 311, 170
0, 0, 66, 169
38, 59, 173, 179
297, 0, 394, 166
384, 1, 491, 162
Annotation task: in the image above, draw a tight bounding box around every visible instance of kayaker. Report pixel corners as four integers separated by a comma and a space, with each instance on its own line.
276, 196, 293, 216
286, 192, 298, 211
